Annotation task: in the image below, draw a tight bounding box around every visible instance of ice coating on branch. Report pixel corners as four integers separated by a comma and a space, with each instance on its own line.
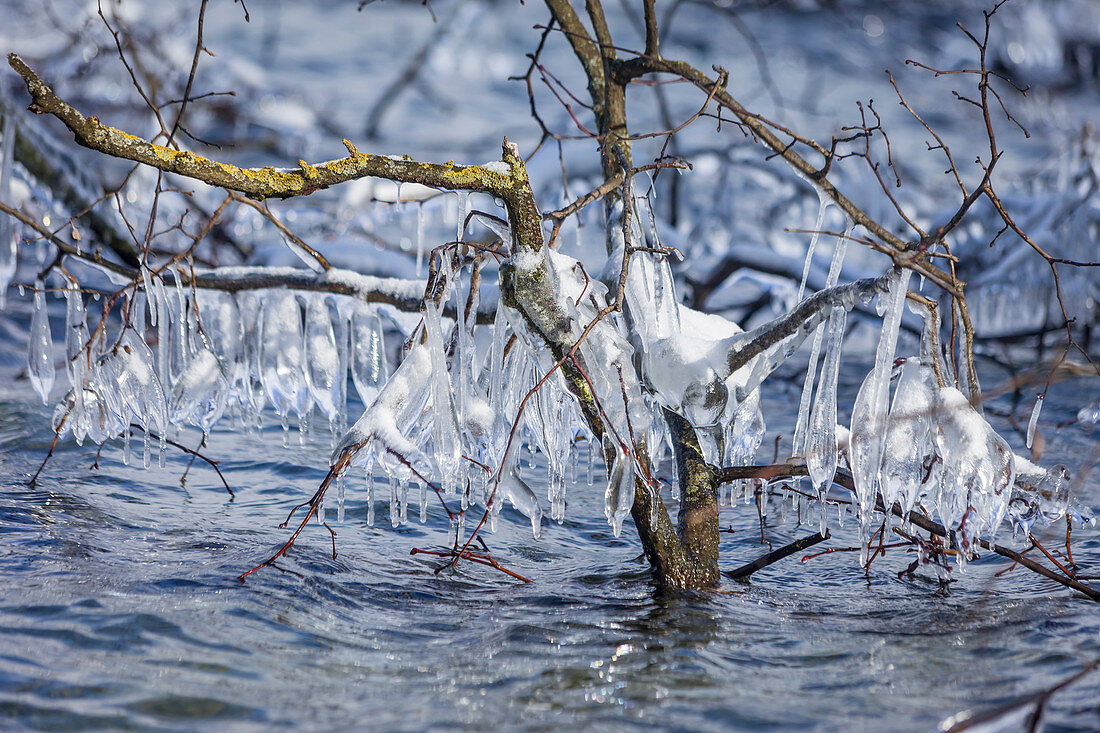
512, 229, 653, 471
846, 350, 1024, 566
116, 329, 169, 437
1010, 459, 1093, 535
424, 301, 462, 495
849, 268, 911, 516
603, 435, 635, 537
28, 280, 55, 403
933, 386, 1015, 558
333, 342, 433, 480
641, 312, 737, 428
879, 358, 939, 515
280, 233, 326, 274
623, 229, 750, 431
795, 191, 829, 302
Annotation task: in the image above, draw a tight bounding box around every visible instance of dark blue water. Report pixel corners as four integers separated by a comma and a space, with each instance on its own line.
1, 367, 1098, 732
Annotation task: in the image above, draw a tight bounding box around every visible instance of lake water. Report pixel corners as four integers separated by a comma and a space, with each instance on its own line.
2, 0, 1099, 729
1, 361, 1098, 732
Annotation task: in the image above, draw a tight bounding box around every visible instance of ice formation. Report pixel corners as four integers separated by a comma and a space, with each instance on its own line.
0, 114, 16, 309
27, 280, 55, 403
9, 182, 1088, 571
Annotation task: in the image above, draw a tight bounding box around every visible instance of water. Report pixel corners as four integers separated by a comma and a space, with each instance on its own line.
1, 367, 1098, 731
1, 1, 1099, 728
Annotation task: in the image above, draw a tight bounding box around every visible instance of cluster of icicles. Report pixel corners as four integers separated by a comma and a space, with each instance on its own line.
788, 267, 1091, 571
26, 255, 697, 541
36, 270, 390, 470
15, 219, 1093, 573
326, 248, 748, 541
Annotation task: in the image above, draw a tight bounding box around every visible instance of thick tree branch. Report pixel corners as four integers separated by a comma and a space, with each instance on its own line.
666, 409, 720, 581
8, 54, 522, 202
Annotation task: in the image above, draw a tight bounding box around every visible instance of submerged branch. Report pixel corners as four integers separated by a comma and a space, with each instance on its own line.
717, 464, 1100, 601
725, 531, 829, 582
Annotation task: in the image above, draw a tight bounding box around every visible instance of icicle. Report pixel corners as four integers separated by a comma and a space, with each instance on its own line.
366, 461, 376, 527
849, 268, 911, 518
116, 329, 169, 437
151, 275, 171, 392
805, 307, 846, 499
233, 291, 266, 422
455, 511, 466, 547
260, 291, 309, 422
142, 266, 156, 327
932, 386, 1016, 558
452, 267, 471, 436
456, 191, 470, 243
499, 470, 543, 538
337, 472, 346, 523
280, 232, 326, 274
169, 344, 227, 433
63, 279, 87, 367
28, 280, 55, 403
304, 295, 341, 428
131, 291, 147, 341
170, 272, 189, 383
0, 113, 16, 310
487, 304, 509, 415
389, 476, 399, 528
796, 191, 829, 302
1026, 394, 1043, 450
349, 305, 388, 409
415, 203, 425, 276
332, 303, 349, 434
792, 230, 849, 455
141, 426, 151, 468
424, 302, 461, 495
603, 435, 634, 537
194, 289, 242, 369
879, 358, 938, 516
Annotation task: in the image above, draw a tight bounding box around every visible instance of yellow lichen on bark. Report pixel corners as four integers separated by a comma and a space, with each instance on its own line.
7, 53, 521, 202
